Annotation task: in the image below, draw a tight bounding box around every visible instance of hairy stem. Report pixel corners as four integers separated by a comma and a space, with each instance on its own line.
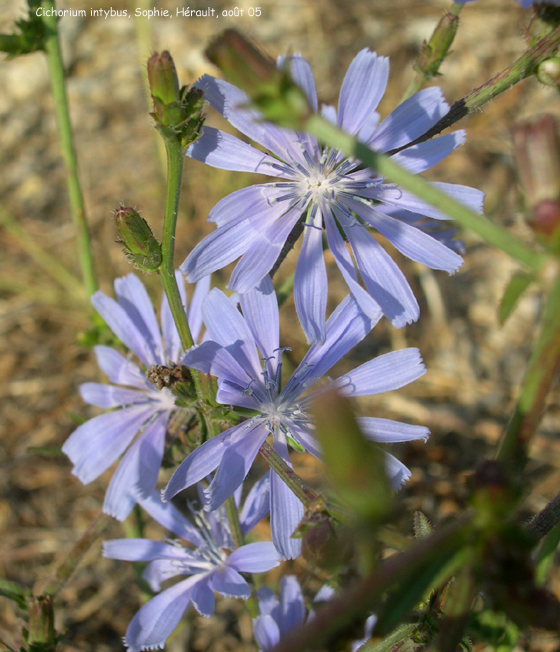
41, 0, 97, 297
391, 23, 560, 154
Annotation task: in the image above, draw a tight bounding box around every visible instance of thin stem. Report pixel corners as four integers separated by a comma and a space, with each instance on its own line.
34, 512, 111, 597
259, 441, 321, 508
305, 115, 549, 274
225, 496, 244, 549
402, 3, 462, 101
0, 206, 84, 299
160, 141, 195, 351
276, 272, 295, 307
497, 266, 560, 471
41, 0, 97, 297
391, 23, 560, 154
527, 490, 560, 539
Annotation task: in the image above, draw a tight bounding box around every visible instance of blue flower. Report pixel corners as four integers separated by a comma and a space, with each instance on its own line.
104, 478, 278, 652
253, 576, 376, 651
253, 576, 306, 651
181, 49, 483, 344
164, 277, 429, 559
62, 272, 209, 521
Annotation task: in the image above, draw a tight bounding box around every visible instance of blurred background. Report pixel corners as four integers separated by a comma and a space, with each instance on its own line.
2, 0, 560, 649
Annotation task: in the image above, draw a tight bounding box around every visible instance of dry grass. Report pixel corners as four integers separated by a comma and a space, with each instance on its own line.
1, 0, 560, 649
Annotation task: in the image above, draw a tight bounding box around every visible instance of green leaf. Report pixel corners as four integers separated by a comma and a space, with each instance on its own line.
311, 388, 391, 524
468, 610, 519, 652
414, 511, 433, 539
0, 578, 31, 610
499, 272, 535, 324
374, 547, 468, 636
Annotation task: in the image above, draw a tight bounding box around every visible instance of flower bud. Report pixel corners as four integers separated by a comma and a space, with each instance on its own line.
114, 206, 162, 273
205, 29, 312, 129
512, 115, 560, 249
147, 51, 181, 106
147, 51, 205, 149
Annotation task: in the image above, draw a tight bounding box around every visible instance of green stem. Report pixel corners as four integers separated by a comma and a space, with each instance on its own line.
160, 142, 195, 351
497, 266, 560, 470
0, 206, 83, 299
41, 0, 97, 297
34, 512, 111, 597
259, 441, 322, 508
305, 115, 549, 273
393, 23, 560, 153
402, 3, 462, 101
225, 496, 244, 549
276, 272, 295, 307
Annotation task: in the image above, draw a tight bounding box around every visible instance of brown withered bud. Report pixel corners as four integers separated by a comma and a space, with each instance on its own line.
512, 115, 560, 245
300, 511, 353, 570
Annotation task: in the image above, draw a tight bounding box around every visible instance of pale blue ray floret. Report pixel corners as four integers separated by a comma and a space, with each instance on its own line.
164, 276, 430, 561
181, 48, 484, 344
62, 272, 209, 521
253, 575, 377, 651
104, 477, 277, 652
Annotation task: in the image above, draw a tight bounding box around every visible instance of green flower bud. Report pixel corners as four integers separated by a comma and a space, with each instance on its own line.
147, 51, 181, 106
146, 51, 205, 149
114, 206, 162, 273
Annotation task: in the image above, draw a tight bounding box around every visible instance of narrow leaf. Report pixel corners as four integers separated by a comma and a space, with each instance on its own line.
499, 272, 535, 325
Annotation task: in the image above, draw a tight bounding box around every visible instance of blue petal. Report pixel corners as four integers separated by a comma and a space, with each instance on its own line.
62, 406, 153, 484
239, 472, 271, 536
79, 383, 148, 409
257, 587, 280, 617
335, 348, 426, 396
338, 50, 389, 136
201, 289, 264, 381
356, 417, 429, 443
114, 274, 164, 364
370, 86, 449, 151
284, 294, 376, 399
181, 205, 285, 283
372, 181, 484, 221
93, 346, 148, 389
143, 559, 186, 592
294, 209, 328, 344
211, 565, 251, 599
253, 614, 281, 651
191, 577, 216, 617
324, 210, 383, 321
208, 184, 287, 228
342, 218, 419, 328
187, 126, 282, 175
228, 542, 280, 573
92, 292, 157, 368
348, 199, 463, 273
229, 205, 303, 293
125, 576, 200, 652
283, 55, 318, 111
270, 437, 303, 560
187, 274, 211, 343
103, 411, 169, 521
184, 341, 254, 393
279, 576, 306, 635
205, 422, 269, 510
163, 426, 234, 500
103, 538, 192, 562
194, 75, 303, 162
390, 131, 465, 174
384, 452, 412, 489
239, 277, 280, 383
137, 491, 204, 546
